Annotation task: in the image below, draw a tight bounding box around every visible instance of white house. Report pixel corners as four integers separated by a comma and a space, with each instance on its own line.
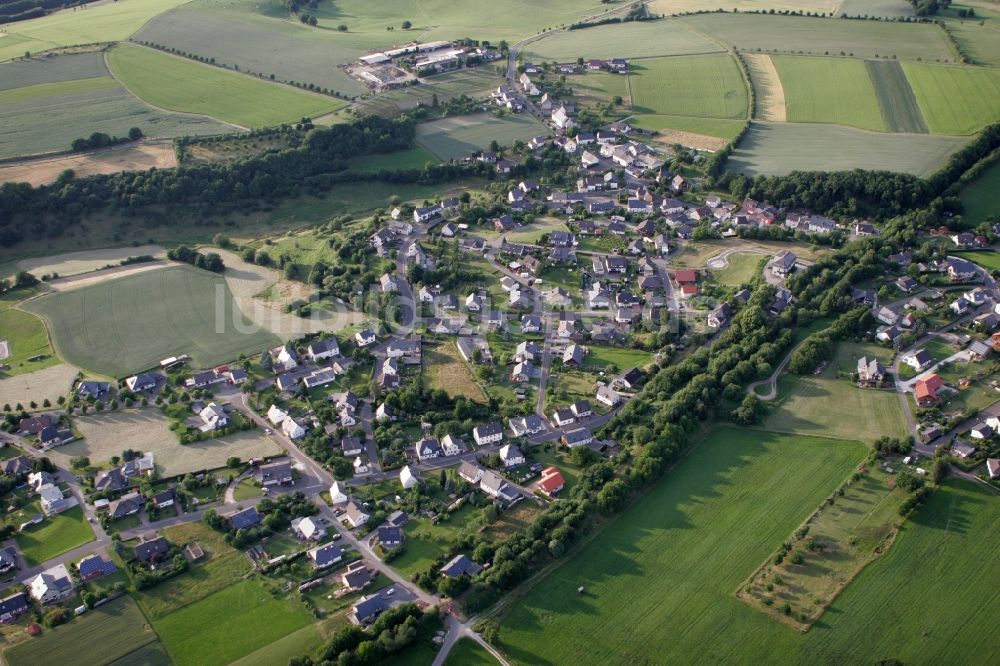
473, 423, 504, 447
355, 329, 377, 347
499, 444, 525, 468
282, 418, 306, 440
596, 385, 620, 407
267, 404, 288, 426
400, 465, 419, 490
441, 434, 462, 456
28, 564, 74, 604
353, 457, 370, 475
293, 516, 326, 541
329, 481, 349, 504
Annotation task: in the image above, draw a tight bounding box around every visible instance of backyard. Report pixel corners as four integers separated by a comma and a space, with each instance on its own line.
15, 506, 94, 566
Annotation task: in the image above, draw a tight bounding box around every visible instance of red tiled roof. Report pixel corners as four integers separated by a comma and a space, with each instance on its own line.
674, 270, 698, 284
539, 467, 565, 494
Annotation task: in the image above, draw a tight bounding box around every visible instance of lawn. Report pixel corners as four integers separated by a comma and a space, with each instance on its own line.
415, 114, 549, 160
505, 218, 570, 245
523, 18, 724, 61
5, 596, 161, 666
107, 43, 341, 128
712, 252, 766, 287
0, 52, 227, 158
680, 12, 957, 61
902, 62, 1000, 135
772, 56, 886, 132
763, 341, 908, 442
528, 446, 583, 495
958, 161, 1000, 226
53, 410, 280, 478
629, 55, 748, 120
499, 427, 867, 664
425, 342, 488, 403
389, 505, 478, 578
728, 120, 967, 177
15, 506, 94, 566
444, 637, 497, 666
582, 345, 654, 372
23, 264, 280, 377
133, 521, 253, 619
152, 579, 314, 666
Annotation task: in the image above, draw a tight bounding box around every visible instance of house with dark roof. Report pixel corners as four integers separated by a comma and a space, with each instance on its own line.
562, 427, 594, 448
94, 468, 128, 493
78, 554, 117, 580
349, 595, 385, 626
440, 554, 483, 578
258, 460, 293, 487
376, 525, 404, 549
308, 542, 344, 569
2, 456, 33, 478
473, 422, 504, 446
228, 506, 261, 530
0, 592, 29, 624
133, 536, 170, 564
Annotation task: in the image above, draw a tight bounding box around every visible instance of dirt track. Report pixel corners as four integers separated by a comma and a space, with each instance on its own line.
0, 141, 177, 187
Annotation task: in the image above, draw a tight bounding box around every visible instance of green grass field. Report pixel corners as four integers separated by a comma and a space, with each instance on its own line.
348, 146, 439, 173
957, 248, 1000, 271
152, 579, 314, 666
0, 291, 60, 377
107, 640, 173, 666
772, 56, 885, 132
959, 162, 1000, 224
390, 506, 476, 577
712, 252, 766, 287
903, 62, 1000, 135
415, 114, 549, 160
763, 341, 908, 441
24, 264, 279, 377
5, 596, 160, 666
866, 59, 929, 133
499, 427, 867, 664
444, 638, 497, 666
944, 6, 1000, 66
628, 114, 746, 141
0, 52, 227, 158
524, 17, 725, 61
229, 624, 323, 666
582, 345, 654, 372
680, 12, 956, 61
107, 43, 340, 128
15, 506, 94, 565
629, 55, 748, 120
728, 121, 967, 176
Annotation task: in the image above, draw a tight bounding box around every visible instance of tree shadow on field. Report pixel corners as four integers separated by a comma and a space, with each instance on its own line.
905, 479, 982, 535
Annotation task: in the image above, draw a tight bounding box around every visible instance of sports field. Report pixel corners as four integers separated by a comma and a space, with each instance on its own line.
107, 43, 341, 128
763, 341, 908, 441
959, 159, 1000, 225
902, 62, 1000, 135
415, 114, 549, 160
866, 59, 929, 133
773, 56, 885, 132
151, 580, 314, 666
679, 13, 956, 61
629, 55, 748, 120
0, 53, 227, 158
499, 427, 867, 664
523, 18, 724, 61
728, 121, 967, 176
5, 596, 162, 666
23, 264, 280, 377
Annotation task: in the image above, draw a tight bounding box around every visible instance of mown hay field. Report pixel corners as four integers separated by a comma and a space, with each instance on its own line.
728, 121, 967, 176
902, 62, 1000, 135
23, 264, 280, 377
415, 113, 549, 160
107, 43, 341, 128
866, 59, 929, 133
773, 56, 885, 131
629, 55, 748, 120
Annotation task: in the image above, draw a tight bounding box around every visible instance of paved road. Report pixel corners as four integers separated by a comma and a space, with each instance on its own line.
536, 316, 555, 416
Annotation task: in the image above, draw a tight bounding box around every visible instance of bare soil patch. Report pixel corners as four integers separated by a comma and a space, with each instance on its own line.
0, 141, 177, 187
743, 53, 787, 122
17, 244, 167, 278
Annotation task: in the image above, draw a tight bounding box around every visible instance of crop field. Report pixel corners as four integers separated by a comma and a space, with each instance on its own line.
571, 71, 631, 107
23, 264, 280, 377
152, 579, 313, 666
16, 506, 94, 565
108, 43, 341, 128
627, 114, 743, 145
742, 53, 786, 122
0, 364, 78, 409
838, 0, 915, 17
679, 13, 956, 61
0, 53, 227, 158
425, 342, 488, 403
650, 0, 840, 12
17, 244, 166, 278
629, 55, 748, 120
57, 410, 282, 477
959, 161, 1000, 225
902, 62, 1000, 135
499, 427, 867, 664
5, 596, 161, 666
866, 59, 929, 133
0, 140, 178, 186
523, 18, 724, 61
763, 341, 908, 441
772, 56, 885, 131
0, 0, 192, 62
415, 113, 549, 160
728, 121, 967, 176
946, 14, 1000, 66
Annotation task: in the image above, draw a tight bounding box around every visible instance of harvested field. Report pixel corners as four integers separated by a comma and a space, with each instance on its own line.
866, 59, 929, 133
650, 0, 839, 12
902, 61, 1000, 134
415, 113, 549, 160
0, 364, 78, 408
43, 260, 176, 292
838, 0, 915, 16
0, 141, 177, 187
23, 264, 280, 376
17, 244, 166, 277
772, 56, 884, 131
54, 410, 282, 477
629, 55, 748, 120
425, 342, 487, 403
743, 53, 786, 121
628, 114, 741, 145
728, 121, 967, 176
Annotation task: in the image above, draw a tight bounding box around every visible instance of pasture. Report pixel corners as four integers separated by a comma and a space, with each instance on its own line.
415, 114, 548, 160
902, 62, 1000, 135
425, 342, 488, 403
4, 596, 161, 666
772, 56, 885, 132
0, 53, 226, 158
499, 427, 867, 664
650, 0, 839, 13
837, 0, 915, 17
23, 264, 280, 377
679, 12, 957, 61
629, 55, 748, 120
57, 410, 282, 478
763, 340, 908, 442
229, 625, 323, 666
582, 345, 654, 372
349, 146, 439, 173
946, 13, 1000, 66
866, 59, 929, 133
151, 579, 314, 666
522, 18, 724, 61
958, 160, 1000, 225
728, 121, 967, 176
107, 43, 341, 128
15, 506, 94, 565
